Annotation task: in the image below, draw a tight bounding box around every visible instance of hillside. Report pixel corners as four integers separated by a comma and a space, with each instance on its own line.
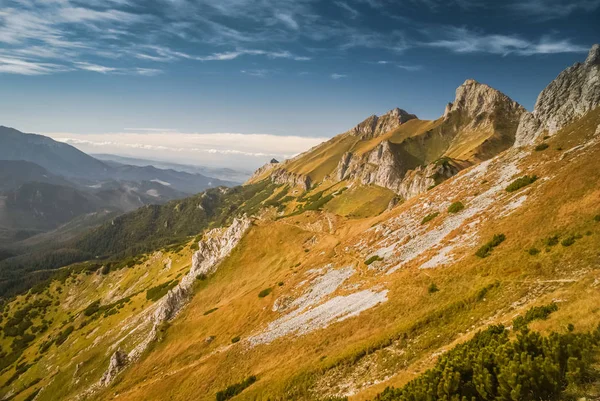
249, 80, 525, 201
0, 45, 599, 401
0, 127, 232, 193
0, 161, 73, 192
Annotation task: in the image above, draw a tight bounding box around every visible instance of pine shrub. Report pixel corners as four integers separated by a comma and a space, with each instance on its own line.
447, 201, 465, 214
506, 175, 538, 192
421, 212, 439, 225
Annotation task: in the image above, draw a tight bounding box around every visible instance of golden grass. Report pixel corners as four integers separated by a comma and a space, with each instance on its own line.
3, 108, 600, 401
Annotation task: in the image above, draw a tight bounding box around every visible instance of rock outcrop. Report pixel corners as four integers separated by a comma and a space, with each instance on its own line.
247, 158, 280, 183
350, 108, 417, 140
443, 79, 526, 160
515, 44, 600, 146
154, 216, 252, 323
334, 141, 467, 200
270, 168, 312, 191
98, 217, 252, 387
99, 349, 128, 387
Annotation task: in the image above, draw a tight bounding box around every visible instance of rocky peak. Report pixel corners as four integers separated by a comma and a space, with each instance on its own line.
515, 44, 600, 146
350, 108, 417, 139
444, 79, 524, 120
585, 44, 600, 66
270, 158, 279, 164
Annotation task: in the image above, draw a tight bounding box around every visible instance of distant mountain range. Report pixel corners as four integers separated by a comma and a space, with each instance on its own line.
0, 126, 235, 246
92, 154, 251, 184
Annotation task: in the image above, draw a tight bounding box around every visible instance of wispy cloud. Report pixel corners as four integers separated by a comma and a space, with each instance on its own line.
396, 64, 422, 71
0, 56, 71, 75
331, 73, 348, 79
241, 69, 270, 77
335, 1, 360, 18
425, 27, 589, 56
195, 49, 311, 62
75, 62, 117, 74
74, 62, 163, 75
510, 0, 600, 20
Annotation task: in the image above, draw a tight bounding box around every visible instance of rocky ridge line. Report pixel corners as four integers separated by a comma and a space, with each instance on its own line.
515, 44, 600, 146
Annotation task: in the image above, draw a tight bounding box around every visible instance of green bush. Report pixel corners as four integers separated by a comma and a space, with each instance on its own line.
506, 175, 538, 192
231, 336, 240, 344
447, 201, 464, 214
84, 300, 101, 316
594, 214, 600, 222
544, 235, 559, 247
374, 324, 599, 401
528, 247, 540, 255
203, 308, 218, 316
54, 325, 74, 346
420, 212, 439, 225
561, 235, 576, 247
258, 288, 272, 298
512, 302, 558, 331
216, 375, 257, 401
146, 280, 178, 302
534, 143, 549, 151
475, 234, 506, 258
364, 255, 384, 265
428, 283, 439, 294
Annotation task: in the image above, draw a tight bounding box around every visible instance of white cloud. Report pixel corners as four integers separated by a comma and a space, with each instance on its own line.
73, 62, 163, 75
511, 0, 600, 20
75, 61, 117, 73
44, 131, 329, 169
425, 27, 589, 56
396, 63, 422, 71
0, 56, 70, 75
241, 69, 269, 77
331, 73, 348, 79
274, 12, 299, 30
334, 2, 360, 18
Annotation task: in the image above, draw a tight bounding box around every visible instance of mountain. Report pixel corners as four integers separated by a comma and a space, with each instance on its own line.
0, 160, 73, 192
250, 79, 525, 200
93, 154, 251, 184
0, 129, 234, 248
1, 45, 600, 401
0, 127, 234, 193
0, 126, 112, 179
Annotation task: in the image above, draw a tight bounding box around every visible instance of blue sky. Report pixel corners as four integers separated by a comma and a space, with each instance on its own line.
0, 0, 598, 169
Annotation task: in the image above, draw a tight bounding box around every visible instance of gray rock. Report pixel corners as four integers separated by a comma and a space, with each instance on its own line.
350, 108, 417, 140
270, 168, 312, 191
515, 44, 600, 146
99, 349, 128, 386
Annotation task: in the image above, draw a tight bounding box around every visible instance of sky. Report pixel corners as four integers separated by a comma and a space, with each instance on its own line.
0, 0, 599, 170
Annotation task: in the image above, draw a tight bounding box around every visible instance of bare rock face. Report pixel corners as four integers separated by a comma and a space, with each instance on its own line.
334, 141, 465, 200
443, 79, 526, 160
99, 349, 128, 386
445, 79, 524, 121
515, 44, 600, 146
350, 108, 417, 140
247, 159, 280, 183
270, 168, 312, 191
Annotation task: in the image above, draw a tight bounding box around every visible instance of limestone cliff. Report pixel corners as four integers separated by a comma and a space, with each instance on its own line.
330, 80, 522, 200
515, 44, 600, 146
350, 108, 417, 140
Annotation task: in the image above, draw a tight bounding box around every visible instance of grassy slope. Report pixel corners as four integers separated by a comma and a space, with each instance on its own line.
97, 109, 600, 400
1, 108, 599, 401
